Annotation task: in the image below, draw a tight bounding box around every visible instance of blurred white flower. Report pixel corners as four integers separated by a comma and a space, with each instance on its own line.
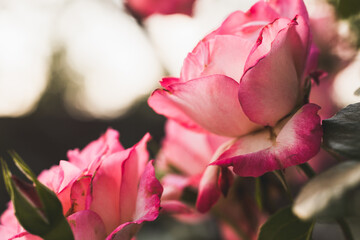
0, 0, 163, 118
0, 0, 58, 116
56, 0, 163, 118
332, 52, 360, 107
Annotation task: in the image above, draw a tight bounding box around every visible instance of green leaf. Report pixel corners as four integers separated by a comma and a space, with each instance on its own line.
11, 176, 50, 233
293, 161, 360, 220
9, 150, 37, 181
1, 158, 13, 196
322, 103, 360, 159
258, 206, 314, 240
1, 154, 74, 240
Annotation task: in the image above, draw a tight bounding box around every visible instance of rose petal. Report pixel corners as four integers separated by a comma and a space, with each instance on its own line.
69, 175, 92, 214
161, 174, 191, 201
239, 18, 307, 126
160, 200, 193, 215
270, 0, 309, 21
88, 149, 132, 234
38, 166, 63, 193
133, 160, 163, 222
148, 87, 206, 133
149, 75, 260, 137
181, 35, 254, 82
158, 120, 228, 176
105, 222, 140, 240
58, 161, 82, 193
67, 210, 107, 240
107, 161, 163, 240
213, 103, 322, 177
196, 166, 221, 213
67, 128, 124, 171
218, 167, 234, 197
204, 2, 279, 40
119, 134, 151, 223
9, 232, 41, 240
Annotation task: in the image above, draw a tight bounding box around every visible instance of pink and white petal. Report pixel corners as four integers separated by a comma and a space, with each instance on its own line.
8, 232, 42, 240
133, 161, 163, 222
180, 40, 211, 82
161, 174, 191, 201
239, 19, 302, 126
243, 18, 285, 69
0, 203, 18, 230
119, 134, 151, 223
160, 77, 183, 89
206, 134, 232, 154
106, 222, 140, 240
38, 163, 79, 215
0, 226, 20, 240
304, 44, 320, 84
202, 36, 255, 81
52, 161, 83, 214
57, 185, 72, 216
69, 175, 92, 214
58, 161, 82, 193
134, 133, 152, 177
181, 36, 254, 82
291, 16, 311, 79
160, 200, 193, 215
212, 130, 273, 177
270, 0, 309, 21
274, 103, 322, 167
107, 161, 163, 240
196, 165, 221, 213
152, 75, 260, 137
67, 128, 124, 170
204, 2, 279, 40
213, 104, 322, 177
67, 210, 107, 240
158, 120, 216, 176
38, 165, 63, 193
148, 89, 206, 133
89, 149, 132, 234
218, 167, 234, 197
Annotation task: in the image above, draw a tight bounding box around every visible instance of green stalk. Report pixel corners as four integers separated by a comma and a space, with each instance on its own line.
298, 163, 316, 179
273, 170, 293, 203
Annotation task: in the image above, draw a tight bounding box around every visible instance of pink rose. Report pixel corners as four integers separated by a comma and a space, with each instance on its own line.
0, 129, 163, 240
158, 121, 267, 238
158, 120, 231, 213
148, 0, 322, 177
125, 0, 196, 19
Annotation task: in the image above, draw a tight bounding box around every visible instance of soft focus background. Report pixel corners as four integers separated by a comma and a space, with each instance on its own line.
0, 0, 359, 239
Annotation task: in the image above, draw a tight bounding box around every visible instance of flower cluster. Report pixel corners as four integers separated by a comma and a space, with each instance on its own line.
0, 130, 162, 240
1, 0, 329, 239
149, 0, 322, 211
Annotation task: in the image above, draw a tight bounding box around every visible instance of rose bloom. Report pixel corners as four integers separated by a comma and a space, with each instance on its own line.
0, 129, 163, 240
158, 120, 266, 239
125, 0, 196, 19
148, 0, 322, 177
158, 120, 230, 213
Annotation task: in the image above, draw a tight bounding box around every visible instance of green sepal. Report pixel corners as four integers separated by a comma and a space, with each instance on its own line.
1, 154, 74, 240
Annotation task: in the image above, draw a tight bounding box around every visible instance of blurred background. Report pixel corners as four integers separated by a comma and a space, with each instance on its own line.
0, 0, 359, 239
